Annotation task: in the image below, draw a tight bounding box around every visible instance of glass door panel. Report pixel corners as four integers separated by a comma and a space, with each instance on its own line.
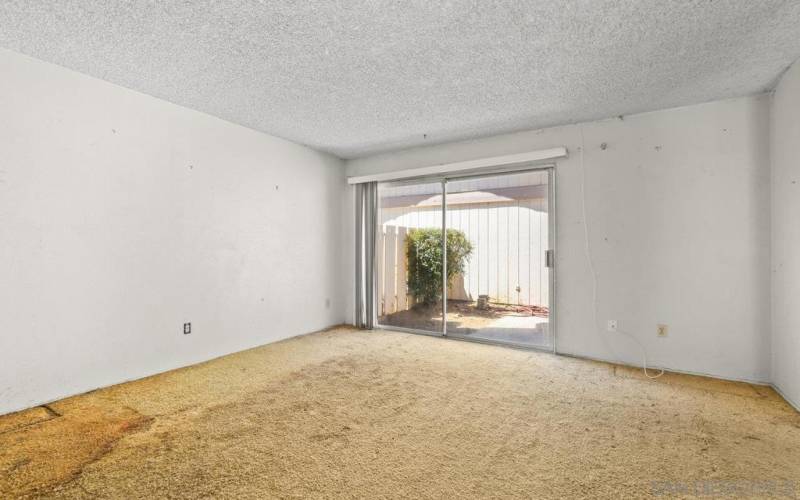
376, 180, 444, 335
444, 170, 553, 350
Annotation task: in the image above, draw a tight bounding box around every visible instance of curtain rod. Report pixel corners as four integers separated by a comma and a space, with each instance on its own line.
346, 147, 567, 185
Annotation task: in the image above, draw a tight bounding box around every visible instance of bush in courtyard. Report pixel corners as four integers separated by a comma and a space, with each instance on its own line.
406, 228, 473, 305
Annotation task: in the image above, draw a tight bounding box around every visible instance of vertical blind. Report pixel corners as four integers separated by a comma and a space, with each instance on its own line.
354, 181, 378, 328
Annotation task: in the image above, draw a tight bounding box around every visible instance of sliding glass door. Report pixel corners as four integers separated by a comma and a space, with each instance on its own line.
444, 170, 553, 349
377, 180, 444, 334
376, 167, 554, 351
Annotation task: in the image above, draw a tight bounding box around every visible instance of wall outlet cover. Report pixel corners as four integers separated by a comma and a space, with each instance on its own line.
607, 320, 618, 332
183, 322, 191, 335
657, 324, 668, 337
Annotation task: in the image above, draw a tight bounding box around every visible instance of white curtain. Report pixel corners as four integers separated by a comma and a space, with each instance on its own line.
355, 182, 378, 329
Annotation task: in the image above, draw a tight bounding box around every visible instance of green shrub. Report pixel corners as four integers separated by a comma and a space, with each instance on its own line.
406, 228, 473, 305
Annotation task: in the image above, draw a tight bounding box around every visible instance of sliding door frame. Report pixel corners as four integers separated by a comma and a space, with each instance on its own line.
375, 164, 557, 354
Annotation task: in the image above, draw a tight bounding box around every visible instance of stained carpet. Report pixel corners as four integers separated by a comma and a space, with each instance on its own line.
1, 326, 798, 498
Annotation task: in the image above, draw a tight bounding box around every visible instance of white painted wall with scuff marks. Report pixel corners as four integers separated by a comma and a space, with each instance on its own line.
771, 58, 800, 410
0, 49, 347, 416
347, 94, 772, 384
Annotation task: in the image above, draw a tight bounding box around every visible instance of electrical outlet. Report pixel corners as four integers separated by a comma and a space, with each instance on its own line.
183, 322, 191, 335
607, 320, 618, 332
657, 324, 668, 337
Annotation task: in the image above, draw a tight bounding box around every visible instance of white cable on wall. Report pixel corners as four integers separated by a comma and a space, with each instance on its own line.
578, 126, 664, 379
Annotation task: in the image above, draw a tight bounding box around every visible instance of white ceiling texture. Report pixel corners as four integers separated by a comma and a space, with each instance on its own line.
1, 1, 799, 158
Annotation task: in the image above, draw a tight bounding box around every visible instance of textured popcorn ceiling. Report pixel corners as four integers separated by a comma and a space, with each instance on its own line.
1, 1, 799, 159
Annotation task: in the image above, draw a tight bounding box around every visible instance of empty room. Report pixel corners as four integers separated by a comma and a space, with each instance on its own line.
2, 1, 800, 498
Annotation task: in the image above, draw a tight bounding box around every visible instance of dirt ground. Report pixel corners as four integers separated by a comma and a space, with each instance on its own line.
379, 299, 548, 333
1, 326, 799, 499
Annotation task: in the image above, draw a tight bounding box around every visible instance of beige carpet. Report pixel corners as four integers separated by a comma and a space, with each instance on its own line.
1, 326, 798, 499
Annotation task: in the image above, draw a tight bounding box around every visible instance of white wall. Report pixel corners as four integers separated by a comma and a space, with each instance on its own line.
771, 59, 800, 409
0, 49, 346, 415
347, 95, 772, 384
